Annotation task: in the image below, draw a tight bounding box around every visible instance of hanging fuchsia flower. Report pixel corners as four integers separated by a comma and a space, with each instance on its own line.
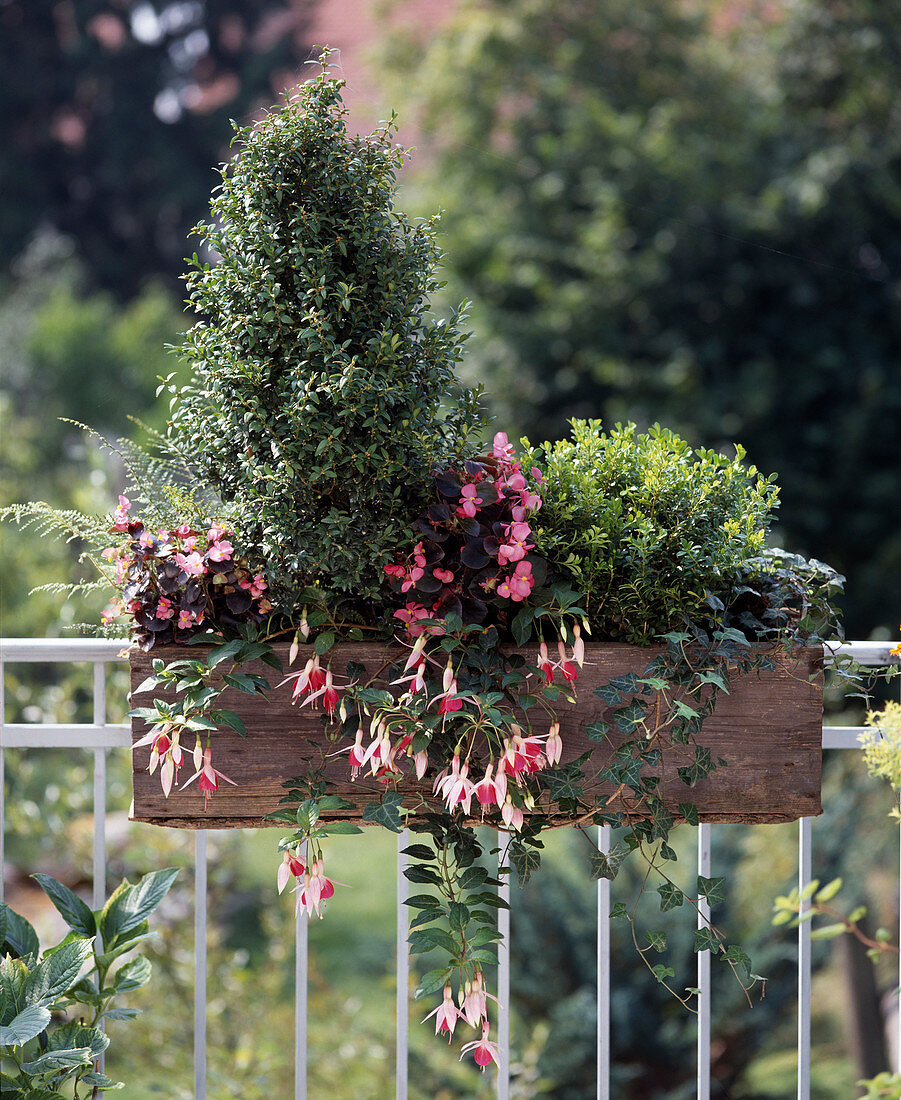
460, 1021, 500, 1071
277, 849, 306, 894
424, 984, 462, 1042
546, 722, 563, 766
133, 726, 184, 797
538, 641, 555, 684
297, 857, 337, 918
572, 624, 585, 667
557, 640, 578, 683
501, 796, 524, 831
473, 764, 505, 811
182, 745, 237, 809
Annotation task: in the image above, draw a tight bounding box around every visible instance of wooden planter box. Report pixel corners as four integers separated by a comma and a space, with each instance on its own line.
130, 642, 823, 829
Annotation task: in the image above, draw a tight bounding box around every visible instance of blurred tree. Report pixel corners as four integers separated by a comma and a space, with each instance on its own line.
0, 0, 313, 296
380, 0, 901, 637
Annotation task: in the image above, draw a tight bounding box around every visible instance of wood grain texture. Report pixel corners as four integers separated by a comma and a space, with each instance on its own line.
130, 641, 823, 828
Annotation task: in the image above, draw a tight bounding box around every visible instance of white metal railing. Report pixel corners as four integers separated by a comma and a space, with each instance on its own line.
1, 637, 899, 1099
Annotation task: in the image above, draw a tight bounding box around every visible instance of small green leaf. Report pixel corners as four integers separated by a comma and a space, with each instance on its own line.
414, 967, 452, 999
0, 1005, 51, 1046
31, 876, 95, 938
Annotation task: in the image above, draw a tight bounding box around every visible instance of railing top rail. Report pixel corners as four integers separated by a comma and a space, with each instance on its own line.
0, 638, 130, 662
2, 637, 897, 666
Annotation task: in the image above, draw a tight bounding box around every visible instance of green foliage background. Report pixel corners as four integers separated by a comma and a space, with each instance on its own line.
379, 0, 901, 639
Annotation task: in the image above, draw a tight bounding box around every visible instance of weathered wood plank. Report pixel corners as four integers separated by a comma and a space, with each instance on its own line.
130, 642, 822, 827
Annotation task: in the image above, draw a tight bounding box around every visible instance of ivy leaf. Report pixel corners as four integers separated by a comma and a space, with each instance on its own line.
510, 844, 541, 886
677, 746, 715, 788
585, 720, 611, 742
595, 682, 623, 706
613, 700, 647, 734
678, 803, 699, 826
694, 928, 721, 954
656, 883, 684, 911
645, 930, 667, 952
362, 792, 404, 833
697, 876, 726, 906
589, 846, 624, 881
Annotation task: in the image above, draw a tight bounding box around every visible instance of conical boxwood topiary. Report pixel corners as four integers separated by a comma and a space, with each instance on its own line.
171, 58, 483, 609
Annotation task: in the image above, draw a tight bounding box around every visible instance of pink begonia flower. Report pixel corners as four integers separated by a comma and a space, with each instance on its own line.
175, 551, 206, 577
433, 567, 455, 584
401, 565, 424, 593
493, 432, 515, 460
155, 598, 175, 621
384, 563, 406, 578
424, 984, 462, 1042
498, 561, 534, 602
457, 483, 483, 519
460, 1022, 501, 1071
138, 530, 157, 549
394, 603, 442, 639
207, 540, 233, 562
498, 521, 533, 565
546, 722, 563, 766
181, 745, 237, 809
175, 524, 194, 538
100, 599, 122, 624
207, 522, 227, 542
101, 546, 118, 561
177, 609, 194, 630
111, 495, 131, 531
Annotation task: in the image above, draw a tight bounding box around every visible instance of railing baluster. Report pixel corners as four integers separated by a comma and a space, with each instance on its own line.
0, 649, 6, 906
92, 661, 108, 1074
497, 841, 511, 1100
295, 839, 308, 1100
797, 816, 813, 1100
194, 830, 208, 1100
396, 829, 409, 1100
597, 823, 611, 1100
697, 823, 712, 1100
